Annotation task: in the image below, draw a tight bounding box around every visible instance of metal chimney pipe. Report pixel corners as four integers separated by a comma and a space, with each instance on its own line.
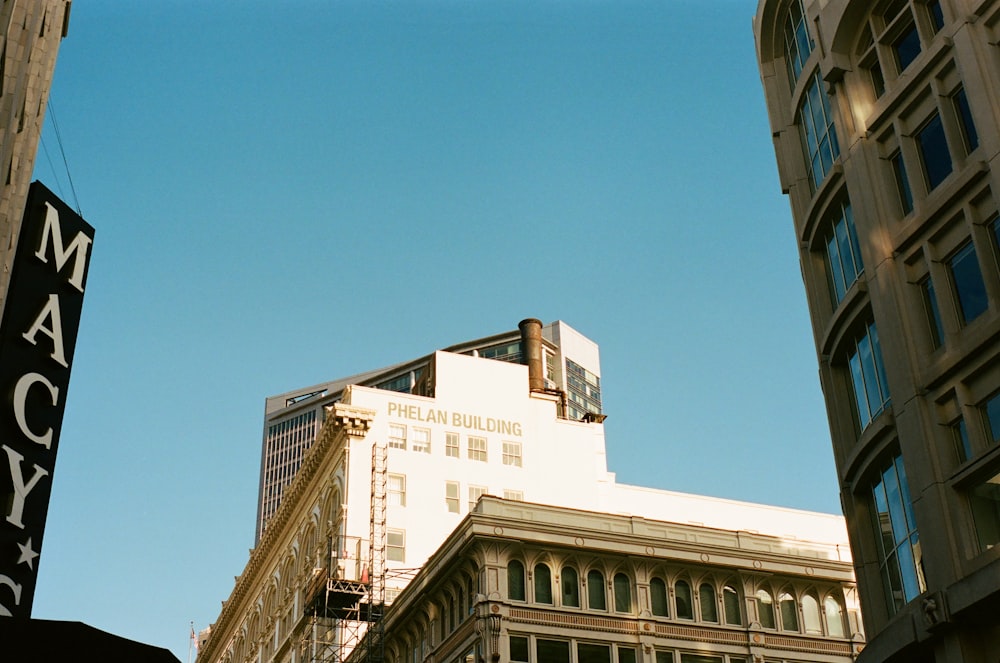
518, 318, 545, 392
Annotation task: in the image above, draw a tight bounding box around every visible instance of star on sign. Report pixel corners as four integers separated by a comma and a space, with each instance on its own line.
17, 538, 39, 570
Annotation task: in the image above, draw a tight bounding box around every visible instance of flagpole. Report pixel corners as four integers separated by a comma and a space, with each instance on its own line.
188, 621, 195, 663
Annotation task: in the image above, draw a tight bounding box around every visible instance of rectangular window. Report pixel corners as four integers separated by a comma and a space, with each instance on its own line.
502, 441, 522, 467
680, 656, 724, 663
872, 455, 925, 614
387, 529, 405, 563
921, 276, 943, 348
916, 112, 953, 191
826, 201, 864, 304
468, 485, 487, 510
536, 640, 570, 663
389, 424, 406, 450
412, 427, 431, 453
890, 151, 914, 215
953, 87, 979, 153
969, 468, 1000, 552
892, 20, 921, 72
509, 636, 529, 663
953, 417, 972, 463
928, 0, 945, 32
948, 241, 988, 324
577, 643, 611, 663
446, 481, 460, 513
618, 648, 637, 663
848, 322, 892, 430
504, 489, 524, 501
468, 436, 487, 462
655, 653, 672, 663
983, 392, 1000, 444
445, 432, 459, 457
388, 473, 406, 507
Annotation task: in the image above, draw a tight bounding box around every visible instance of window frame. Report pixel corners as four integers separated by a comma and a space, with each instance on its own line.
467, 436, 488, 462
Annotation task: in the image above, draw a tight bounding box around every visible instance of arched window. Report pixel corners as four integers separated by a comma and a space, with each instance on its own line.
587, 569, 606, 610
802, 593, 822, 633
508, 560, 525, 601
458, 582, 466, 622
824, 596, 846, 637
779, 591, 799, 631
675, 580, 693, 620
534, 563, 553, 604
650, 577, 669, 617
756, 589, 775, 629
699, 583, 718, 622
448, 593, 456, 630
723, 585, 741, 625
562, 566, 580, 607
613, 573, 632, 613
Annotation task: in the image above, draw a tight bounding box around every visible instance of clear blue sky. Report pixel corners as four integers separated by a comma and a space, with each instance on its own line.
30, 1, 837, 658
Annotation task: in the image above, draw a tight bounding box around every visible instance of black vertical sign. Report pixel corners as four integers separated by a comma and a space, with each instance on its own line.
0, 182, 94, 617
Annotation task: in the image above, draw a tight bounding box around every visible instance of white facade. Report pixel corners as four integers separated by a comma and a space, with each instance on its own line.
329, 347, 850, 597
256, 320, 605, 543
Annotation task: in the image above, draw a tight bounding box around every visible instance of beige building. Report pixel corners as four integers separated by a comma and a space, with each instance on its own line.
198, 328, 862, 663
753, 1, 1000, 661
360, 497, 861, 663
0, 0, 71, 318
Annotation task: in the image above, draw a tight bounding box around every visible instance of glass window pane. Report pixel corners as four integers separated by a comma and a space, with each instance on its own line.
953, 418, 972, 462
587, 570, 606, 610
891, 152, 914, 215
953, 87, 979, 153
824, 597, 846, 637
969, 469, 1000, 551
613, 574, 632, 613
537, 640, 570, 663
723, 585, 741, 625
699, 583, 718, 622
534, 564, 552, 604
949, 242, 988, 324
917, 113, 953, 190
893, 22, 921, 71
510, 636, 529, 662
921, 277, 943, 348
872, 455, 925, 615
757, 590, 775, 628
577, 643, 611, 663
562, 567, 580, 607
618, 648, 637, 663
651, 578, 669, 617
798, 72, 840, 190
984, 393, 1000, 444
508, 561, 525, 601
802, 594, 822, 633
675, 580, 693, 619
779, 592, 799, 631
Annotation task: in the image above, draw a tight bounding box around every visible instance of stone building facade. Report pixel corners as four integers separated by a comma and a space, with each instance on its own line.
753, 1, 1000, 661
0, 0, 71, 317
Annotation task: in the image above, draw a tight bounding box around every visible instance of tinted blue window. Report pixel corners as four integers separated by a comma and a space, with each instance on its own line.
917, 113, 952, 190
948, 242, 987, 324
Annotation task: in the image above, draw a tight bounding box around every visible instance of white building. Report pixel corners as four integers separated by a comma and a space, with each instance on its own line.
256, 320, 603, 544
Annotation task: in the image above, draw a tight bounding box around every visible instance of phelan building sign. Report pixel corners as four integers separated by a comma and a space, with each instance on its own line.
0, 182, 93, 618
